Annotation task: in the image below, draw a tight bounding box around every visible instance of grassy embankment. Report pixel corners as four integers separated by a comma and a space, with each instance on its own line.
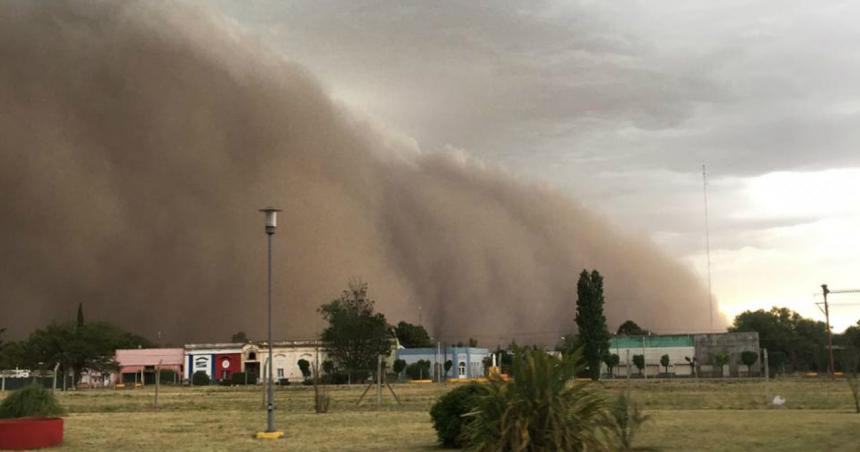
2, 378, 859, 451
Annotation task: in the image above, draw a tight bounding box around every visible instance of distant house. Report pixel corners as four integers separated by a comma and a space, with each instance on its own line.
184, 343, 243, 382
397, 347, 489, 380
184, 341, 325, 384
115, 348, 185, 385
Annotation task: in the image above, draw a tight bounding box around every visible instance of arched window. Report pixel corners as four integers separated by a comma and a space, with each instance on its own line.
248, 352, 257, 361
458, 361, 466, 377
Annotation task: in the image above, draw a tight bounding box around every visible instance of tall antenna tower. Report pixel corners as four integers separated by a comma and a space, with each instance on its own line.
703, 164, 714, 330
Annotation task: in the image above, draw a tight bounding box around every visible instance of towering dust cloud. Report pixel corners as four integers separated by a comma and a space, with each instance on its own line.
0, 1, 719, 344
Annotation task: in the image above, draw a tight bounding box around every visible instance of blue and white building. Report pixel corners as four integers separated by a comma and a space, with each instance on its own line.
397, 346, 490, 379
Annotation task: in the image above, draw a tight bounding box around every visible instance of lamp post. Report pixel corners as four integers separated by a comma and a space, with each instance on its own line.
258, 207, 284, 439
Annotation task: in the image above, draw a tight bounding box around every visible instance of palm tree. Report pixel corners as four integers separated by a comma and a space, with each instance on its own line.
463, 346, 611, 451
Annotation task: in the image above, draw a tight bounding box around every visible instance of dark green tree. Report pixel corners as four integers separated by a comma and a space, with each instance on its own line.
393, 321, 432, 348
730, 307, 827, 373
660, 354, 670, 374
714, 352, 730, 377
575, 269, 610, 380
393, 359, 406, 376
468, 337, 478, 347
318, 281, 392, 382
230, 331, 249, 343
740, 351, 758, 375
24, 321, 151, 386
444, 360, 453, 376
76, 303, 85, 329
616, 320, 649, 336
406, 360, 431, 380
632, 354, 645, 376
603, 353, 620, 377
298, 359, 312, 379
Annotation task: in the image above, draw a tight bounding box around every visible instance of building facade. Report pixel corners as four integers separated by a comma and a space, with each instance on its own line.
397, 347, 489, 379
184, 343, 244, 382
115, 348, 185, 384
602, 332, 761, 378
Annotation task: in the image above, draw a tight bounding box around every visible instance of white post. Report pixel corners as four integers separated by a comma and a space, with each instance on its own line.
642, 337, 647, 380
52, 362, 60, 392
155, 360, 162, 408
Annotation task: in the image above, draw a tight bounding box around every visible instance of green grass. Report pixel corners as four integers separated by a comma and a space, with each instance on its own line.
2, 378, 859, 450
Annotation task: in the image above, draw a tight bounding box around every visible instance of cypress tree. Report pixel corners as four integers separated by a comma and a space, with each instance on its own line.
575, 269, 610, 380
76, 302, 85, 328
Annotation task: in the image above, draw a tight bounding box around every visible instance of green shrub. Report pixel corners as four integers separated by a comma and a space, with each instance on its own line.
0, 384, 65, 419
463, 347, 611, 451
607, 392, 652, 451
230, 372, 248, 385
430, 383, 484, 448
405, 360, 431, 380
192, 371, 210, 386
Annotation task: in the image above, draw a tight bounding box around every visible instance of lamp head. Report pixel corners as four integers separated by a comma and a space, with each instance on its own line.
259, 207, 282, 235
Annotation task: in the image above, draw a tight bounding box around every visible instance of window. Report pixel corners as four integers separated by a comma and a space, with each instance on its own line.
458, 361, 466, 377
277, 368, 284, 378
248, 352, 257, 361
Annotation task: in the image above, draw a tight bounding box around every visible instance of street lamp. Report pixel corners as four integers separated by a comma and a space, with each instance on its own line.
257, 207, 284, 440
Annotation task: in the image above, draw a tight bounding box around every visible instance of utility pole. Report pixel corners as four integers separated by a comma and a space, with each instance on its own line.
817, 285, 860, 378
822, 284, 834, 377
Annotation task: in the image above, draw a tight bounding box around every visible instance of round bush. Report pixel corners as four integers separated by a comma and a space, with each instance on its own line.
0, 384, 65, 419
429, 383, 484, 448
192, 371, 210, 386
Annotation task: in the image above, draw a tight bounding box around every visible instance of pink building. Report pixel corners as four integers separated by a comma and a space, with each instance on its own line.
115, 348, 184, 385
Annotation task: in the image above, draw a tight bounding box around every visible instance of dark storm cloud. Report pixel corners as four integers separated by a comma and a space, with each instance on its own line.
0, 1, 717, 345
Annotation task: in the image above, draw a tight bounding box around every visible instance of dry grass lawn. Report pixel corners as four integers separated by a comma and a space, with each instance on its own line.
3, 378, 859, 451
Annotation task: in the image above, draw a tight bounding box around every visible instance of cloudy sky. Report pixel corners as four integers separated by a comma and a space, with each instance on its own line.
211, 0, 860, 331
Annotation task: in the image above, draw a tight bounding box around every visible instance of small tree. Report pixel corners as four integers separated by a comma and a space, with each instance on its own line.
318, 281, 392, 382
715, 352, 730, 377
444, 360, 453, 377
607, 391, 652, 451
660, 354, 670, 375
633, 354, 645, 376
298, 359, 312, 379
740, 351, 758, 375
231, 331, 249, 343
406, 360, 431, 380
603, 354, 620, 378
393, 359, 406, 379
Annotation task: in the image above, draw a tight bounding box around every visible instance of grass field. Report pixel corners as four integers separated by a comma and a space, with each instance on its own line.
3, 378, 860, 451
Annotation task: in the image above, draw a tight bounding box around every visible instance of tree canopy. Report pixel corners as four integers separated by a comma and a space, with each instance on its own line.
318, 281, 392, 379
575, 269, 610, 380
729, 307, 827, 372
394, 321, 432, 348
25, 320, 151, 384
616, 320, 650, 336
